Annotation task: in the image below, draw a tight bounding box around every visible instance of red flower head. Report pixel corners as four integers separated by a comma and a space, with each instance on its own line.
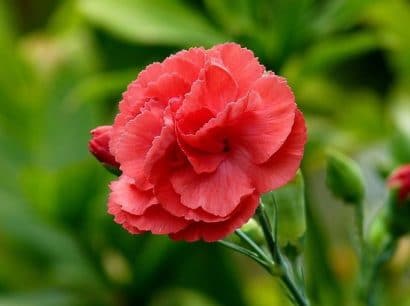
92, 43, 307, 242
388, 164, 410, 203
89, 125, 119, 169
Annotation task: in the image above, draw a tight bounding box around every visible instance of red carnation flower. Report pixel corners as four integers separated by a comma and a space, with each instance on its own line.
388, 164, 410, 203
90, 43, 306, 242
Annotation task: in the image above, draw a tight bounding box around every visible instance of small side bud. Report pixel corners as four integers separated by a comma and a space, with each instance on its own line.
387, 164, 410, 204
89, 125, 120, 174
386, 165, 410, 235
325, 150, 365, 205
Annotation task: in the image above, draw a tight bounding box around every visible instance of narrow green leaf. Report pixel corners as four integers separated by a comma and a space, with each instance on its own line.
204, 0, 254, 35
313, 0, 375, 35
0, 291, 80, 306
78, 0, 228, 47
300, 32, 379, 75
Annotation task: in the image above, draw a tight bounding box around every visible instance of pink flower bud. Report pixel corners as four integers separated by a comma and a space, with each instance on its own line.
388, 164, 410, 203
89, 125, 119, 169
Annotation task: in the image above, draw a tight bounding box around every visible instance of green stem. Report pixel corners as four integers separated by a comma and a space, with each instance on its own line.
256, 204, 309, 306
256, 203, 279, 262
219, 201, 309, 306
365, 238, 396, 306
235, 229, 273, 264
217, 240, 271, 272
355, 204, 364, 251
354, 203, 366, 306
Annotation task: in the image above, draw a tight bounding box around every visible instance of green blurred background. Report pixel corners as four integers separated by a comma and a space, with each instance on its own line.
1, 0, 410, 305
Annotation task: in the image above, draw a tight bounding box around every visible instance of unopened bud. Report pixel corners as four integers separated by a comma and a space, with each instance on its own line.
325, 150, 365, 205
386, 165, 410, 235
89, 125, 120, 173
387, 164, 410, 204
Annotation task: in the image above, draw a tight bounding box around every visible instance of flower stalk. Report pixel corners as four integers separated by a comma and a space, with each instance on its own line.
365, 238, 396, 306
256, 203, 309, 306
220, 202, 309, 306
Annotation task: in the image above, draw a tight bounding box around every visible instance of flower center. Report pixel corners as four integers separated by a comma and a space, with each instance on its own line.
223, 138, 230, 153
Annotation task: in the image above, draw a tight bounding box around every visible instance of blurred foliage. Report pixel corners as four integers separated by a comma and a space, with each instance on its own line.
0, 0, 410, 305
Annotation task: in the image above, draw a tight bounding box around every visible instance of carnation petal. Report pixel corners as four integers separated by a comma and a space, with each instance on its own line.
110, 92, 146, 156
209, 43, 265, 97
145, 73, 190, 106
174, 64, 239, 164
108, 176, 188, 234
108, 201, 188, 235
121, 82, 147, 112
177, 63, 238, 122
176, 64, 237, 158
248, 110, 307, 193
136, 63, 163, 87
108, 202, 144, 234
109, 176, 157, 215
169, 193, 259, 242
125, 205, 189, 234
110, 64, 164, 155
178, 141, 226, 174
231, 75, 297, 164
116, 110, 162, 185
162, 48, 206, 84
203, 63, 238, 113
171, 160, 254, 217
177, 109, 226, 154
144, 124, 176, 178
175, 74, 296, 171
154, 176, 228, 222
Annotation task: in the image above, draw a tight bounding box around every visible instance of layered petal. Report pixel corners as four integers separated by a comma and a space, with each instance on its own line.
229, 74, 297, 164
154, 179, 229, 223
177, 141, 226, 174
174, 64, 238, 171
149, 142, 228, 222
111, 62, 165, 151
136, 63, 163, 87
208, 43, 265, 97
108, 175, 189, 234
143, 115, 176, 178
144, 73, 190, 106
162, 47, 206, 84
170, 193, 259, 242
174, 74, 295, 172
110, 87, 147, 156
124, 205, 189, 234
177, 62, 238, 122
107, 202, 144, 234
115, 109, 162, 185
171, 160, 255, 216
246, 110, 307, 193
110, 65, 189, 157
109, 176, 157, 215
